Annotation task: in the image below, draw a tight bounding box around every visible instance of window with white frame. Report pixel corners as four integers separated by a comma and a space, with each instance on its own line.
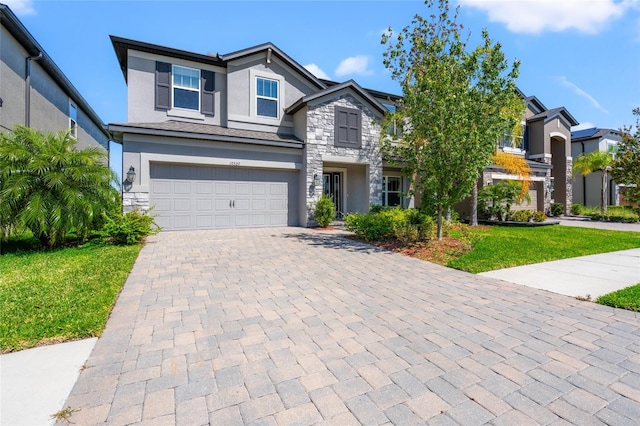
172, 65, 200, 110
382, 176, 402, 207
256, 77, 278, 118
69, 102, 77, 138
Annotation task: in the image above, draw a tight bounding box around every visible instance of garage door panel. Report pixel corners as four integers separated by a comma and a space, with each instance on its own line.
173, 215, 192, 229
173, 198, 191, 211
252, 199, 267, 210
196, 182, 213, 194
196, 198, 213, 212
149, 163, 298, 231
252, 183, 266, 195
152, 181, 172, 194
152, 198, 172, 212
195, 215, 213, 228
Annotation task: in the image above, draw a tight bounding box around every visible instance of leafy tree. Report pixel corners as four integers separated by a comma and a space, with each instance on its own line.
381, 0, 522, 239
0, 126, 118, 247
611, 107, 640, 205
573, 149, 614, 214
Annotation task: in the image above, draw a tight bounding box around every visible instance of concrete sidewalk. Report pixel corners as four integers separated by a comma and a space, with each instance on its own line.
479, 248, 640, 299
0, 338, 96, 425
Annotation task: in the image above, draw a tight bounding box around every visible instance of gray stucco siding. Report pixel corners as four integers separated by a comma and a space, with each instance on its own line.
226, 54, 317, 134
127, 50, 226, 126
0, 26, 26, 129
0, 26, 107, 151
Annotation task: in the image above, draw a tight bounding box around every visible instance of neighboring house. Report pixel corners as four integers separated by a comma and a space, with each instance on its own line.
571, 127, 622, 207
456, 94, 578, 217
0, 3, 108, 150
109, 36, 408, 230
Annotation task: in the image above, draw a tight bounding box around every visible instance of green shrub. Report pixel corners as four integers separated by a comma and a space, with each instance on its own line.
591, 210, 639, 223
550, 203, 565, 217
314, 195, 336, 227
532, 211, 547, 222
571, 203, 582, 215
96, 209, 160, 244
344, 212, 395, 241
344, 207, 435, 243
509, 210, 533, 222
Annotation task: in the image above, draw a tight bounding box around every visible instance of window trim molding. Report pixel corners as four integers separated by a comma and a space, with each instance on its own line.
171, 64, 201, 112
249, 69, 283, 122
334, 106, 362, 148
382, 175, 402, 207
69, 101, 77, 139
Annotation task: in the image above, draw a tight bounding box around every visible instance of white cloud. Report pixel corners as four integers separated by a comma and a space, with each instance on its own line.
335, 55, 373, 77
557, 76, 609, 114
459, 0, 630, 34
304, 64, 330, 80
572, 122, 596, 131
3, 0, 35, 15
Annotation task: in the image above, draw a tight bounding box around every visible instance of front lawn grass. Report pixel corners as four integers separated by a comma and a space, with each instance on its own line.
0, 241, 141, 353
447, 226, 640, 273
597, 283, 640, 312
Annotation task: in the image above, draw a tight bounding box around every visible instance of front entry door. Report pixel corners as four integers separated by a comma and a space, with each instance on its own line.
323, 172, 342, 215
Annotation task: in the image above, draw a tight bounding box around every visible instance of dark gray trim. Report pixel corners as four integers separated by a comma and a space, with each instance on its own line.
527, 107, 579, 127
334, 106, 361, 148
320, 78, 402, 102
287, 80, 387, 116
155, 61, 171, 110
107, 123, 304, 149
110, 35, 225, 83
1, 3, 108, 138
201, 70, 215, 116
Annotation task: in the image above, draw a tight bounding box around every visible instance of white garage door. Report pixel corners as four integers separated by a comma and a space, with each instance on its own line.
150, 163, 298, 230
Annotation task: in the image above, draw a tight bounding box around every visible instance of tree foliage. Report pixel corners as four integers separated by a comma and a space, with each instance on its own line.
492, 152, 532, 201
611, 107, 640, 205
0, 126, 119, 247
573, 149, 613, 214
381, 0, 522, 239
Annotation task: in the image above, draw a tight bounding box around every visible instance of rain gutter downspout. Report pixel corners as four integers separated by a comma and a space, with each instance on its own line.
25, 51, 43, 126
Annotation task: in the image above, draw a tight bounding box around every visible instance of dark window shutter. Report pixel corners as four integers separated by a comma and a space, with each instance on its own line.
335, 106, 361, 148
155, 61, 171, 110
201, 70, 215, 116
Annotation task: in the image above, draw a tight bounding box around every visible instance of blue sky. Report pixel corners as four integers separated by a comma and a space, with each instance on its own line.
7, 0, 640, 132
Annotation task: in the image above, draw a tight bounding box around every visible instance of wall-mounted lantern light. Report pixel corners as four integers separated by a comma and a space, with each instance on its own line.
126, 166, 136, 184
313, 173, 321, 186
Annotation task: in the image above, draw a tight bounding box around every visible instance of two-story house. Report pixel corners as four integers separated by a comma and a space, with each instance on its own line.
110, 36, 577, 230
571, 127, 622, 207
0, 3, 108, 150
109, 36, 410, 230
455, 93, 577, 218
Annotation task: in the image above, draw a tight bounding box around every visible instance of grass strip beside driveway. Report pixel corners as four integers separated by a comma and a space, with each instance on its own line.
448, 226, 640, 273
0, 243, 141, 353
597, 283, 640, 312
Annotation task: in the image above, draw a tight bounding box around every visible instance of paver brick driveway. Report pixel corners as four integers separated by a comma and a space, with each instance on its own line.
63, 228, 640, 425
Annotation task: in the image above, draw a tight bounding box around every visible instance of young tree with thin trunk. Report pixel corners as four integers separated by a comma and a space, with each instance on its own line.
381, 0, 522, 239
573, 150, 613, 214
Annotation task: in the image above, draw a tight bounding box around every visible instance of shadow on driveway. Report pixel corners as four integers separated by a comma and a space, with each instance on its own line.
281, 230, 389, 254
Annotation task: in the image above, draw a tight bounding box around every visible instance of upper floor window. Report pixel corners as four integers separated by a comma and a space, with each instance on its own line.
256, 77, 279, 118
335, 106, 361, 148
498, 124, 525, 149
155, 61, 215, 116
173, 65, 200, 110
69, 102, 77, 138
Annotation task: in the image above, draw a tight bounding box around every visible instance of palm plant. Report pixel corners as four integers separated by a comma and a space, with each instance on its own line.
573, 149, 613, 214
0, 126, 118, 247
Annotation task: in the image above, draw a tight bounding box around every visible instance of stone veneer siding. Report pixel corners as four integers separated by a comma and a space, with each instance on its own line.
565, 158, 573, 214
123, 192, 149, 213
304, 94, 382, 224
